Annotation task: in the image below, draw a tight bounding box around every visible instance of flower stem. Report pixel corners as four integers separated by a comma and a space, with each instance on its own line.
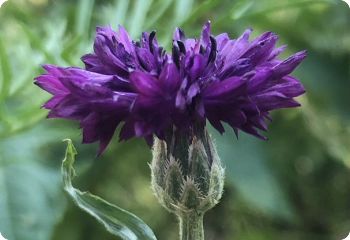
178, 211, 204, 240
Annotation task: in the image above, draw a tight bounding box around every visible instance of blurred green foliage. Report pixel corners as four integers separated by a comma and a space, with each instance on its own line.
0, 0, 350, 239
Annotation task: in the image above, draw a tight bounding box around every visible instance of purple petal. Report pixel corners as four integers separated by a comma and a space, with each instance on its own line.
173, 27, 185, 41
222, 28, 252, 63
189, 54, 206, 80
215, 33, 230, 51
242, 32, 278, 66
130, 71, 161, 96
252, 91, 301, 111
34, 65, 68, 95
136, 47, 157, 72
47, 96, 88, 120
268, 45, 287, 60
266, 76, 305, 98
200, 21, 211, 47
116, 25, 134, 54
159, 63, 181, 92
272, 50, 307, 78
203, 76, 246, 100
42, 95, 66, 109
247, 68, 273, 93
186, 82, 200, 104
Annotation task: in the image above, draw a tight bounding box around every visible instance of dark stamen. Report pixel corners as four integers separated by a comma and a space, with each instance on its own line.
149, 31, 156, 53
177, 41, 186, 54
172, 43, 180, 68
207, 36, 217, 65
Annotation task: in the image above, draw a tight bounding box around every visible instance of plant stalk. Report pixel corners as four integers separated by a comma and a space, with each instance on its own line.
178, 211, 204, 240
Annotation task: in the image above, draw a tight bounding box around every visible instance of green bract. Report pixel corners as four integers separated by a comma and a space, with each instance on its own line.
151, 130, 224, 240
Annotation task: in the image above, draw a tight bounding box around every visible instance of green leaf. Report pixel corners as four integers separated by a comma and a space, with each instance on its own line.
0, 37, 12, 101
231, 0, 334, 21
75, 0, 95, 37
62, 139, 157, 240
145, 0, 172, 28
128, 0, 153, 37
19, 24, 56, 63
180, 0, 221, 26
113, 0, 130, 26
174, 0, 194, 23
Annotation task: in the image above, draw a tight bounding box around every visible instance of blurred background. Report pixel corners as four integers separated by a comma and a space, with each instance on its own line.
0, 0, 350, 239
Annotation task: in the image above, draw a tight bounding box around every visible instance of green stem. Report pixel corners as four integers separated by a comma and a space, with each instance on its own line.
178, 211, 204, 240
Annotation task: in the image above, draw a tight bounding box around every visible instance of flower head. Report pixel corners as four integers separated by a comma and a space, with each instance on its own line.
81, 26, 165, 76
35, 22, 306, 153
35, 26, 166, 153
170, 21, 306, 139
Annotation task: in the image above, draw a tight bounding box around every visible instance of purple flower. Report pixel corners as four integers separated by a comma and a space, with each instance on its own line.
81, 26, 165, 76
170, 21, 306, 138
35, 22, 306, 153
35, 26, 167, 153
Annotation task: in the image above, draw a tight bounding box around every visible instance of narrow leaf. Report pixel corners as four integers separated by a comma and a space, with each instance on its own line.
0, 37, 12, 101
128, 0, 153, 37
20, 25, 56, 63
75, 0, 95, 37
62, 139, 157, 240
113, 0, 130, 26
145, 0, 172, 28
174, 0, 194, 23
